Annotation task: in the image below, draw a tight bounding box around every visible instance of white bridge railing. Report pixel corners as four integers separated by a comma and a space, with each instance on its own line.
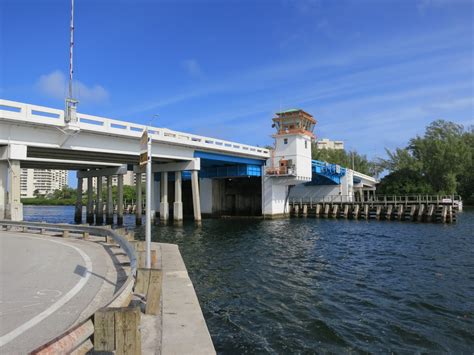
0, 99, 270, 158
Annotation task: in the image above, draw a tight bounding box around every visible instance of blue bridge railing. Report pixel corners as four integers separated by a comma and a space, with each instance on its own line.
308, 160, 346, 185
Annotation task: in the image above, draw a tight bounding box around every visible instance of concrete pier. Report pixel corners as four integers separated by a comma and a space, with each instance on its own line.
75, 177, 83, 224
86, 176, 94, 224
117, 174, 124, 226
96, 177, 104, 225
173, 171, 183, 222
160, 172, 169, 222
191, 170, 201, 223
106, 176, 113, 225
4, 160, 22, 221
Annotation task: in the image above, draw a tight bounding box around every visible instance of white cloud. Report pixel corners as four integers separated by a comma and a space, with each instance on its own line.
417, 0, 459, 14
36, 70, 109, 104
182, 59, 204, 78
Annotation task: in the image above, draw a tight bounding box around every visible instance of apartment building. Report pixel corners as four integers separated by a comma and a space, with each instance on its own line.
315, 138, 344, 150
20, 169, 69, 198
82, 170, 144, 191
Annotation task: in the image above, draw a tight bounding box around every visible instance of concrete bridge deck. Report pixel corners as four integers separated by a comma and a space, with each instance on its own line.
0, 231, 127, 354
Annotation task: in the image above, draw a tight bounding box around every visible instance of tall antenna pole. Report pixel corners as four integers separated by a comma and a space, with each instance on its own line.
65, 0, 78, 126
69, 0, 74, 99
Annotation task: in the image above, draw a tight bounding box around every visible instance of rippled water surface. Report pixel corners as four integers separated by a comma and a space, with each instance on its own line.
24, 206, 474, 353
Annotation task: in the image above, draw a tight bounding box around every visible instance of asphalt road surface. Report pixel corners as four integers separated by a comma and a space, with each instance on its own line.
0, 231, 119, 354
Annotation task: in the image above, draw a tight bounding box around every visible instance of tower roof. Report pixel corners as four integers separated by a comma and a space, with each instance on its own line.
272, 108, 316, 137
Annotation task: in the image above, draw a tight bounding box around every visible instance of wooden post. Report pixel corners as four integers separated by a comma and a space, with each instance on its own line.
302, 204, 308, 217
315, 204, 321, 217
135, 268, 151, 295
145, 269, 163, 316
115, 307, 141, 355
94, 308, 116, 351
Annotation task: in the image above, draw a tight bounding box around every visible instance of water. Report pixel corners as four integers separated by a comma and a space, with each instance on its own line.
24, 206, 474, 353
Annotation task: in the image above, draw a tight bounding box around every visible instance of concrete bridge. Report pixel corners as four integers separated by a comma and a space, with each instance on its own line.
0, 99, 377, 224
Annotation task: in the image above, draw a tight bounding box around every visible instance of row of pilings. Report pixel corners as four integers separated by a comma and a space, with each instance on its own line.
290, 202, 457, 223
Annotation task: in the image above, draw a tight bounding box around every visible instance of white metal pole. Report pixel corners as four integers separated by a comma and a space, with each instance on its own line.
69, 0, 74, 99
145, 129, 152, 268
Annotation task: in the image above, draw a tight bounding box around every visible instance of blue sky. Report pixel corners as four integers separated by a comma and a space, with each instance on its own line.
1, 0, 473, 162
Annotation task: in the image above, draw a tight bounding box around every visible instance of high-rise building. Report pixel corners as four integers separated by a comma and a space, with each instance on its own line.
20, 169, 69, 198
82, 170, 143, 191
315, 138, 344, 150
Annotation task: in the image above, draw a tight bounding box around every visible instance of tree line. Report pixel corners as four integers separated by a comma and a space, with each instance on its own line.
22, 185, 143, 205
312, 120, 473, 204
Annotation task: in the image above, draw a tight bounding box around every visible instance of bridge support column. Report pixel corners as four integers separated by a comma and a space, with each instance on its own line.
5, 160, 23, 221
160, 172, 169, 222
96, 177, 104, 225
151, 176, 160, 224
0, 161, 7, 220
75, 177, 83, 224
117, 174, 124, 226
136, 172, 142, 225
174, 171, 183, 223
191, 170, 201, 224
106, 176, 113, 225
86, 176, 94, 224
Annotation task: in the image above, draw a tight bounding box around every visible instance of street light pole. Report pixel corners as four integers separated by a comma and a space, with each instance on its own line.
145, 127, 152, 269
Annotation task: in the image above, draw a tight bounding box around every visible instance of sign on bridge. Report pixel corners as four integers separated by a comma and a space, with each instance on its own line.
140, 130, 148, 167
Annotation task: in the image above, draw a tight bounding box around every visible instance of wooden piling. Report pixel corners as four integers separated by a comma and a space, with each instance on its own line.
94, 308, 116, 352
352, 204, 359, 219
145, 269, 163, 316
417, 204, 425, 222
115, 307, 141, 355
323, 204, 330, 218
302, 204, 308, 217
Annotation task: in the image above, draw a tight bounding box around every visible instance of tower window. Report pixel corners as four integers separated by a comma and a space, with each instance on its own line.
305, 140, 308, 149
284, 138, 288, 144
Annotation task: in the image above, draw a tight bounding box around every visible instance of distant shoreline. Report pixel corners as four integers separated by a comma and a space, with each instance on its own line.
22, 198, 77, 206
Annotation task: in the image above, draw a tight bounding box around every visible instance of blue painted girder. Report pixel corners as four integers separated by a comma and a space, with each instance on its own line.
307, 160, 346, 185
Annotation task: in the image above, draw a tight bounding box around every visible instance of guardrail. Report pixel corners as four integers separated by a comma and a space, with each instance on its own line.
0, 99, 270, 158
0, 221, 137, 354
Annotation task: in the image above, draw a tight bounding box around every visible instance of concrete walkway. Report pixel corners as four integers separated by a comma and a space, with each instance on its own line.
138, 242, 215, 355
0, 231, 124, 354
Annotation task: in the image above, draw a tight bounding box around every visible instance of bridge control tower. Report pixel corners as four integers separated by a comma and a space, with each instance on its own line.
266, 109, 315, 181
263, 109, 316, 217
